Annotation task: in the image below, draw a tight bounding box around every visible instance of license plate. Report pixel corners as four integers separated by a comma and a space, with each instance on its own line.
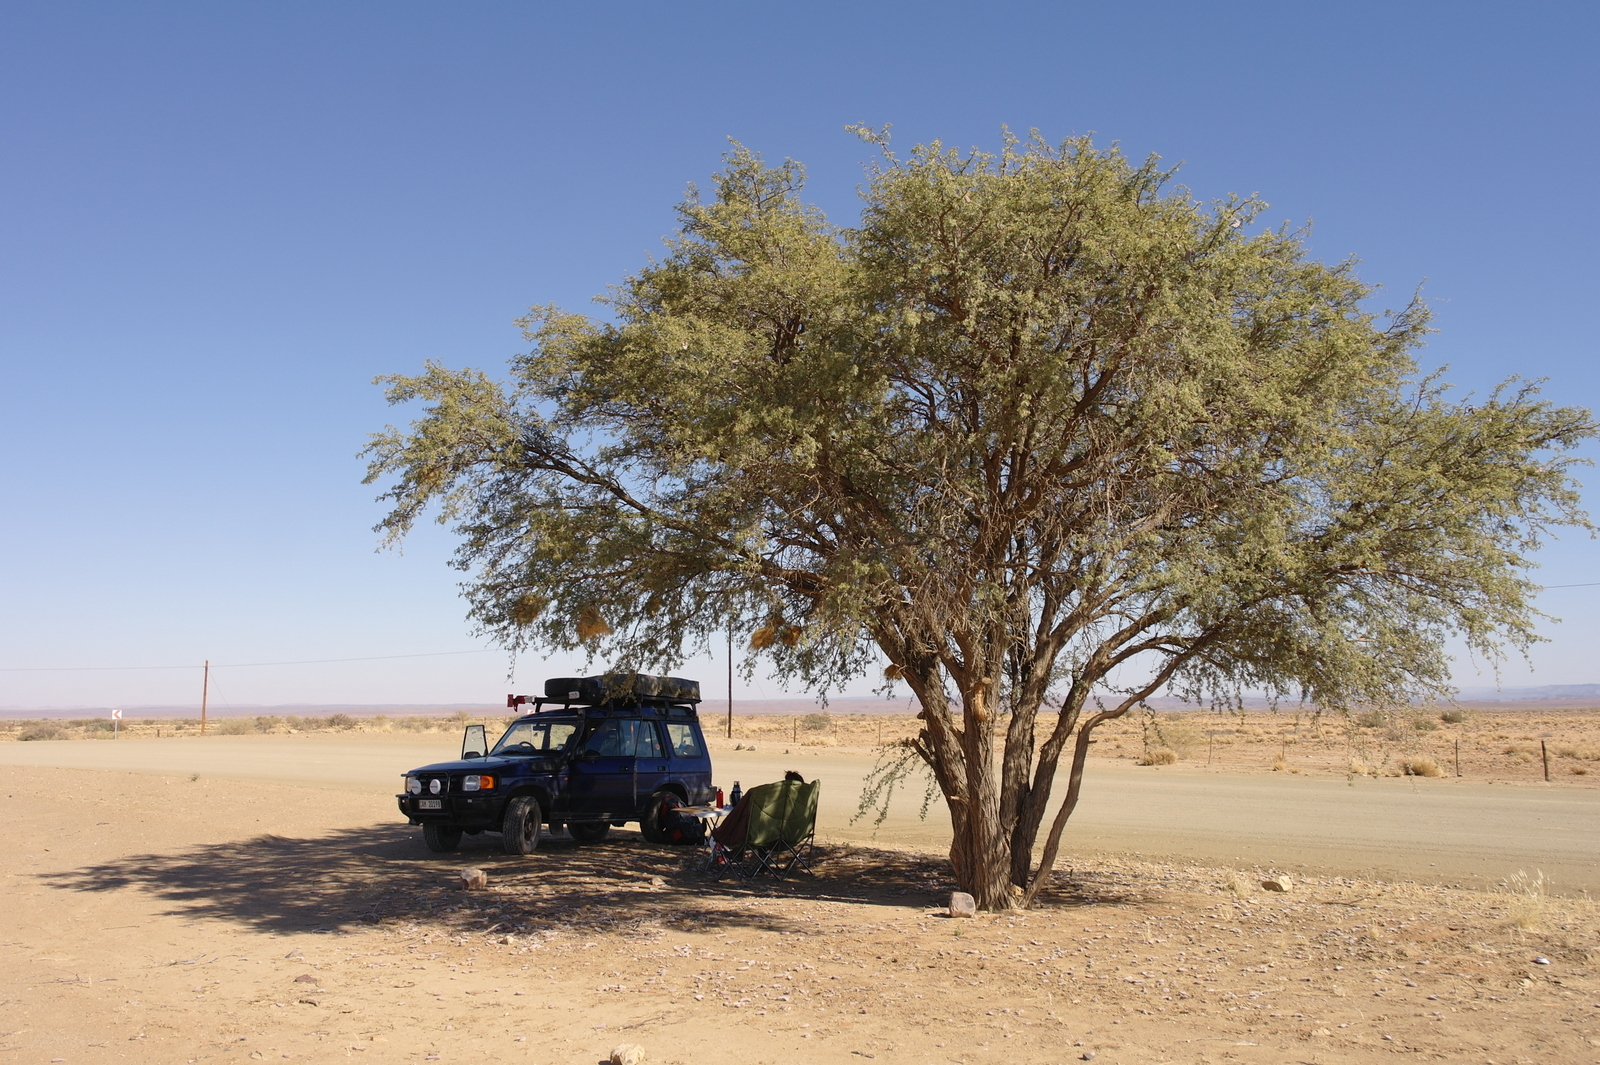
418, 799, 442, 810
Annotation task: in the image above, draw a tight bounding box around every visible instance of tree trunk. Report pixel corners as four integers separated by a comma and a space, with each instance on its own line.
952, 686, 1017, 910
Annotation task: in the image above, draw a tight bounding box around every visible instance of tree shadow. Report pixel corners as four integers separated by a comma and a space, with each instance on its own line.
42, 824, 1148, 938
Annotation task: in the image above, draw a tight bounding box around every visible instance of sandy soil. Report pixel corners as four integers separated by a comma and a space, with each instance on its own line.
4, 743, 1600, 1064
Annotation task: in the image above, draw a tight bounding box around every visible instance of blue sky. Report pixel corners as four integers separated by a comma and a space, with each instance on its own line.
2, 1, 1596, 708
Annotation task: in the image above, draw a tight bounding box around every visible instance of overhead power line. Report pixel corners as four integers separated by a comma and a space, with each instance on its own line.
0, 649, 498, 673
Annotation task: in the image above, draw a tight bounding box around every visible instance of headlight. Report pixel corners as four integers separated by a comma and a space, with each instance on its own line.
405, 776, 421, 795
463, 775, 494, 791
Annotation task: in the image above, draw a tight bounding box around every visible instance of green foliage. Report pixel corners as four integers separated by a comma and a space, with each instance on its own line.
366, 132, 1594, 907
19, 724, 67, 741
801, 712, 832, 732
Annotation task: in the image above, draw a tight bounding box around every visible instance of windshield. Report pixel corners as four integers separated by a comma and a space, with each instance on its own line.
490, 717, 580, 757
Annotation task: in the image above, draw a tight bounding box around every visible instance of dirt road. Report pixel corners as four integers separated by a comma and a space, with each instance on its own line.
4, 733, 1596, 893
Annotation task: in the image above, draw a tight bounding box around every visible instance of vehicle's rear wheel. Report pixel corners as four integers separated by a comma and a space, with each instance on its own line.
568, 821, 611, 843
502, 796, 542, 855
422, 823, 463, 853
641, 791, 686, 844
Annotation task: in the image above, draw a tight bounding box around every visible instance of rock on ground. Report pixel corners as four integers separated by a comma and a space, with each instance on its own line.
609, 1043, 645, 1065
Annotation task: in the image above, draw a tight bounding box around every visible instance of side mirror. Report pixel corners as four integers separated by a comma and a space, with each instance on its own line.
579, 748, 601, 762
461, 724, 487, 760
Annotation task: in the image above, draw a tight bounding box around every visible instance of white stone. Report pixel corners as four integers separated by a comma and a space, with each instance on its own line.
460, 867, 488, 891
609, 1043, 646, 1065
948, 892, 977, 918
1260, 875, 1292, 892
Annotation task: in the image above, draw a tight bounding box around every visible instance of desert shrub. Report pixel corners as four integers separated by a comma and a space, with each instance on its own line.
1572, 766, 1589, 776
1138, 747, 1178, 766
1410, 714, 1439, 732
1401, 755, 1443, 777
327, 713, 357, 730
1347, 757, 1376, 777
255, 715, 283, 730
1144, 713, 1201, 757
1439, 708, 1468, 724
19, 725, 67, 741
1354, 710, 1388, 729
801, 712, 832, 732
214, 718, 256, 735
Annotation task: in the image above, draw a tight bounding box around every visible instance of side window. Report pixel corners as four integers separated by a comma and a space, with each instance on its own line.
635, 720, 664, 759
585, 720, 636, 757
664, 721, 700, 758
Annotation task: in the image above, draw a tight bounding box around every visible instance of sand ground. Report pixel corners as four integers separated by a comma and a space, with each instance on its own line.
3, 733, 1599, 1064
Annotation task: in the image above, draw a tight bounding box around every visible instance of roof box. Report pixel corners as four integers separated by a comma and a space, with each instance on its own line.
543, 673, 701, 704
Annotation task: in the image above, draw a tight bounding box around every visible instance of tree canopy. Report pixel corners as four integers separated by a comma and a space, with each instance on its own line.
365, 133, 1594, 909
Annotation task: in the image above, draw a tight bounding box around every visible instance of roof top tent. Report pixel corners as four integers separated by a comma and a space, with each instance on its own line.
507, 673, 702, 715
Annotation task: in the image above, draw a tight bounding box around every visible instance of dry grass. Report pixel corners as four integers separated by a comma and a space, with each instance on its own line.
1504, 869, 1549, 932
1401, 755, 1444, 777
1138, 747, 1178, 765
9, 705, 1600, 789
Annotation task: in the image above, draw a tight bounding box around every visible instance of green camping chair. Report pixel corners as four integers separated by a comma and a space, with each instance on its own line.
716, 779, 820, 879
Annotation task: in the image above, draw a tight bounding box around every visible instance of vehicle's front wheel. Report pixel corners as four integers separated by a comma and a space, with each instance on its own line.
423, 823, 463, 853
568, 821, 611, 843
502, 796, 543, 855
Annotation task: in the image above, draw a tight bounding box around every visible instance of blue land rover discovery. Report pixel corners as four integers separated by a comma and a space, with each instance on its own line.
396, 673, 715, 854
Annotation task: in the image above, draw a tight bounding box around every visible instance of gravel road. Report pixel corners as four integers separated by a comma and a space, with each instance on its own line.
5, 731, 1595, 892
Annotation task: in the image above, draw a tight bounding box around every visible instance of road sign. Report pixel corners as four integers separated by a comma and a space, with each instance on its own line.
111, 708, 123, 720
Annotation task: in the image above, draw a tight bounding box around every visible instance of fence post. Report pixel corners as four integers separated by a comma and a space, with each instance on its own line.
1541, 740, 1550, 782
1454, 738, 1460, 777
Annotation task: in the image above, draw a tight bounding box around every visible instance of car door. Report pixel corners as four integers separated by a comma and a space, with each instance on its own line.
569, 718, 640, 819
632, 716, 670, 810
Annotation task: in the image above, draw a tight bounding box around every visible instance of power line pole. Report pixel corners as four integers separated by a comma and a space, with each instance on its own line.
726, 629, 733, 740
200, 659, 210, 735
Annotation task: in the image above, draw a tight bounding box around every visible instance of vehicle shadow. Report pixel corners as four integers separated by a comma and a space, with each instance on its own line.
42, 824, 1147, 937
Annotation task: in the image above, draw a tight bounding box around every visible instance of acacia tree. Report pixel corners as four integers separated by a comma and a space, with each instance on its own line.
365, 134, 1593, 910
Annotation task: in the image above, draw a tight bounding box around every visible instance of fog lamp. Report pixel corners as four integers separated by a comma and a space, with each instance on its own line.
405, 776, 421, 795
429, 778, 442, 795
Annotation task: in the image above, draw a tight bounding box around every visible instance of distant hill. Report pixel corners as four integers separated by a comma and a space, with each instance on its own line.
1453, 684, 1600, 704
6, 687, 1596, 720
